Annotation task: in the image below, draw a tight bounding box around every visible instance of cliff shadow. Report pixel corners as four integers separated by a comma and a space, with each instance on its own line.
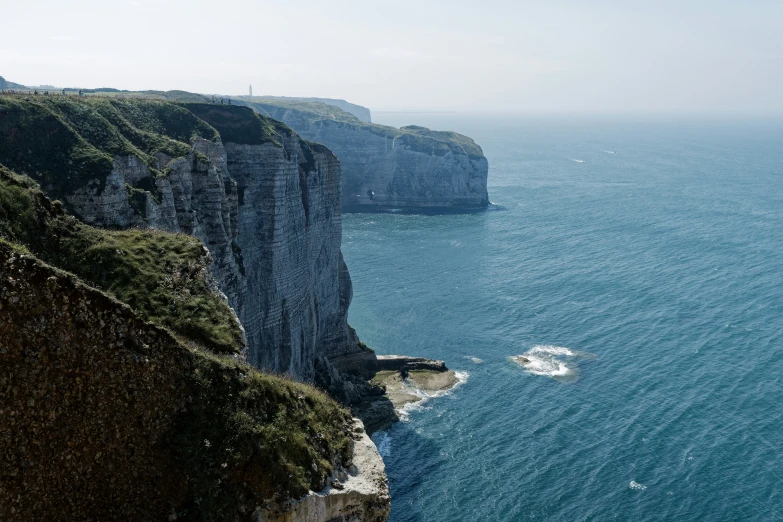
373, 419, 449, 522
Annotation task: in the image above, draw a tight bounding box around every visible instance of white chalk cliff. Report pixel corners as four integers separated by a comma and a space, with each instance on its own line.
240, 100, 489, 211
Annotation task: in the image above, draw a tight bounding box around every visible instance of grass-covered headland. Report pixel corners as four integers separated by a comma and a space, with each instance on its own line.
0, 95, 291, 203
237, 97, 486, 160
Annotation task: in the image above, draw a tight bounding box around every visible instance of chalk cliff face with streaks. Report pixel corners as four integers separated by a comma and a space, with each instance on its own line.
237, 99, 490, 211
0, 97, 361, 379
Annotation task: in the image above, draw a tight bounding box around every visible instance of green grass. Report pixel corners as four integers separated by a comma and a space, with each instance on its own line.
179, 103, 289, 146
240, 98, 485, 159
0, 96, 222, 199
0, 235, 352, 518
240, 99, 363, 125
169, 349, 352, 517
0, 164, 243, 353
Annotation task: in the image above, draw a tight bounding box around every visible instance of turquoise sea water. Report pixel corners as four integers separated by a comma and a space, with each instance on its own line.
341, 114, 783, 521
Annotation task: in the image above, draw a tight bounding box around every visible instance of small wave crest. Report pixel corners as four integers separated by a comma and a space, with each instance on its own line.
510, 345, 593, 382
528, 345, 576, 357
630, 480, 647, 491
571, 159, 585, 163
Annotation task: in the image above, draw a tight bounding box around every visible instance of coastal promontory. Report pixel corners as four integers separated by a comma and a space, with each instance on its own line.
237, 98, 490, 211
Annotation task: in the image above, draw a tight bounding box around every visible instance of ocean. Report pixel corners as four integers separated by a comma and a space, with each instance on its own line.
341, 113, 783, 521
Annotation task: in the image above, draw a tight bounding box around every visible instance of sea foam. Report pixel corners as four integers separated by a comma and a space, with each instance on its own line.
397, 370, 470, 421
372, 431, 392, 458
510, 345, 593, 382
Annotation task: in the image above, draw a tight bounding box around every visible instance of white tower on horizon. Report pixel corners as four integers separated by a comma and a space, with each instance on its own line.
249, 85, 252, 97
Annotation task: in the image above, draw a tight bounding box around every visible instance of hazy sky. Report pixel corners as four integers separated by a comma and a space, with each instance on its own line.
2, 0, 781, 113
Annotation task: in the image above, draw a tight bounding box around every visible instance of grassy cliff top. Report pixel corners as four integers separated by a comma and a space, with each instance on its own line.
242, 95, 372, 122
0, 95, 290, 198
83, 89, 298, 142
239, 97, 485, 159
241, 98, 364, 125
179, 102, 292, 145
0, 164, 244, 352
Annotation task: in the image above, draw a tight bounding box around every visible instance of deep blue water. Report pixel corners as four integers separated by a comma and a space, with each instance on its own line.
341, 114, 783, 521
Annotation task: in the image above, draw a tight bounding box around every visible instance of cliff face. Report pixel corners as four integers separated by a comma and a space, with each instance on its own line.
0, 240, 389, 520
240, 100, 489, 211
0, 97, 362, 380
0, 96, 395, 519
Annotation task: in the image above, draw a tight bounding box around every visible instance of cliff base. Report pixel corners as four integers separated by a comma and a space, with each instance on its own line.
340, 355, 458, 434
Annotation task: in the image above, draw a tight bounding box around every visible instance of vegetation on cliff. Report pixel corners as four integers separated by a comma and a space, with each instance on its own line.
0, 97, 223, 195
180, 102, 290, 146
172, 349, 352, 518
0, 165, 243, 352
0, 95, 375, 518
0, 96, 296, 206
0, 240, 352, 520
239, 98, 486, 159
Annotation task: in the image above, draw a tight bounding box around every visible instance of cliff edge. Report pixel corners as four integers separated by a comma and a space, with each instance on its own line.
0, 95, 362, 381
240, 99, 489, 211
0, 167, 390, 520
245, 95, 372, 123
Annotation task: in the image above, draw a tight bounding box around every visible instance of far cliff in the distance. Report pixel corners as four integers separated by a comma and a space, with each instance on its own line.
254, 95, 372, 123
239, 97, 489, 212
0, 77, 489, 211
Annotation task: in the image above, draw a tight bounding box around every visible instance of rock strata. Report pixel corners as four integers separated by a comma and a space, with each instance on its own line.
237, 99, 489, 211
0, 97, 363, 381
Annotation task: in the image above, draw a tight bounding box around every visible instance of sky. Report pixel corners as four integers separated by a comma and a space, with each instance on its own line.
1, 0, 781, 114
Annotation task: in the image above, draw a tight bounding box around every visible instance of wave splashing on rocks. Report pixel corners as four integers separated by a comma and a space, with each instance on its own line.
510, 345, 595, 382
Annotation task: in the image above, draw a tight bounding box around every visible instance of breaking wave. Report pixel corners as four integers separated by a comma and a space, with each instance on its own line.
397, 370, 470, 421
510, 345, 594, 382
372, 431, 392, 458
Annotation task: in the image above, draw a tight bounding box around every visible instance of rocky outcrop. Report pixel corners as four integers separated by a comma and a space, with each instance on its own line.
374, 355, 450, 373
262, 420, 390, 522
337, 355, 459, 435
239, 100, 489, 211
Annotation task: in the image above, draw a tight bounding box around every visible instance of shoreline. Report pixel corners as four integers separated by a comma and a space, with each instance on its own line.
352, 355, 463, 434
